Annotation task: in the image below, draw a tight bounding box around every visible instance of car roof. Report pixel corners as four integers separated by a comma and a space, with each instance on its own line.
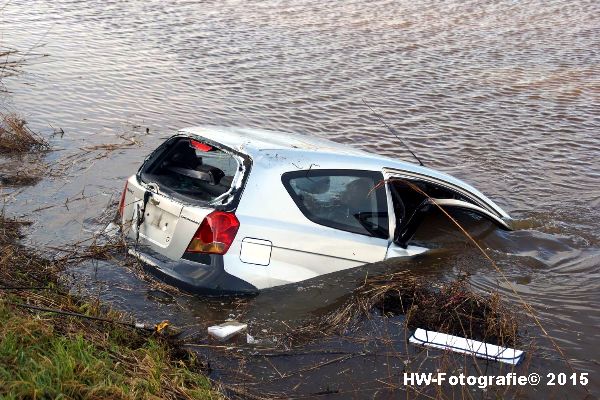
181, 124, 454, 184
179, 125, 412, 168
179, 124, 455, 175
181, 125, 370, 156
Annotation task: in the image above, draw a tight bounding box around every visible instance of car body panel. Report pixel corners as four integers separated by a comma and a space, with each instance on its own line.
225, 163, 389, 288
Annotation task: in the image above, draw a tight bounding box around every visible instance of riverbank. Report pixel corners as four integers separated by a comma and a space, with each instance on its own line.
0, 212, 220, 399
0, 110, 221, 398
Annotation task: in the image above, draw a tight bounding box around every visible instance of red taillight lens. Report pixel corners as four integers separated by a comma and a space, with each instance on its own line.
118, 180, 128, 218
186, 211, 240, 255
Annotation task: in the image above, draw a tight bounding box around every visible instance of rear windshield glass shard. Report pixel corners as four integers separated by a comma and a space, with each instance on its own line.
140, 137, 240, 205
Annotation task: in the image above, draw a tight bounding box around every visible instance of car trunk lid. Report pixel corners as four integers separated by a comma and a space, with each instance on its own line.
134, 188, 182, 248
121, 179, 209, 259
120, 135, 248, 261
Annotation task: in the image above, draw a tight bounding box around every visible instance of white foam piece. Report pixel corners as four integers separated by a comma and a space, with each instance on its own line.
409, 328, 524, 365
207, 321, 248, 342
103, 222, 120, 238
246, 333, 259, 344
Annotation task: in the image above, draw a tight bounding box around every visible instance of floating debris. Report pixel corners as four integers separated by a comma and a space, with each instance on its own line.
208, 321, 248, 342
102, 222, 120, 238
246, 333, 258, 344
409, 328, 524, 365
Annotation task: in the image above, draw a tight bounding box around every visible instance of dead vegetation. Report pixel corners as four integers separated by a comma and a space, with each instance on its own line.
293, 270, 519, 348
0, 112, 48, 154
0, 112, 49, 188
0, 214, 59, 288
0, 48, 22, 85
80, 135, 141, 152
0, 171, 41, 186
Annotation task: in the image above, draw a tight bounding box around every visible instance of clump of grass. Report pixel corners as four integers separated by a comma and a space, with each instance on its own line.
294, 270, 519, 347
0, 214, 221, 399
0, 113, 48, 154
370, 273, 519, 346
0, 301, 218, 399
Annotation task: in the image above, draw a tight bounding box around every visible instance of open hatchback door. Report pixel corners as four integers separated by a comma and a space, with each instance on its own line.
383, 167, 512, 256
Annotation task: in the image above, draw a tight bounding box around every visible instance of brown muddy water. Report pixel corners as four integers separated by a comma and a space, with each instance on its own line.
1, 0, 599, 398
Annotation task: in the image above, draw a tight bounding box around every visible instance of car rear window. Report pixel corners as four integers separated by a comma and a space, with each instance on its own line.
282, 170, 389, 239
140, 137, 240, 205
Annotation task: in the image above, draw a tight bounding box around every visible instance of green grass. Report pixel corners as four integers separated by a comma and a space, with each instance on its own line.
0, 214, 221, 399
0, 301, 219, 399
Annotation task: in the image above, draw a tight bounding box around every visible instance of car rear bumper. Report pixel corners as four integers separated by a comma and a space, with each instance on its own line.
127, 246, 258, 296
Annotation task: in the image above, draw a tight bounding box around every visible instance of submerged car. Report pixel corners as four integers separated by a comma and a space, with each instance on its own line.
118, 126, 512, 295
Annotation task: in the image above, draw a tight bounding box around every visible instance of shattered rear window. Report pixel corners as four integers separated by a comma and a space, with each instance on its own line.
140, 137, 240, 205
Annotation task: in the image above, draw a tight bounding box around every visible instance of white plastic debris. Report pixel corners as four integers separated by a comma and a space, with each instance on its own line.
207, 321, 247, 342
246, 333, 259, 344
103, 222, 120, 238
409, 328, 524, 365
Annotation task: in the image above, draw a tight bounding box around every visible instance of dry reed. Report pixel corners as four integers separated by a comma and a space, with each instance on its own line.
0, 112, 48, 154
292, 270, 519, 348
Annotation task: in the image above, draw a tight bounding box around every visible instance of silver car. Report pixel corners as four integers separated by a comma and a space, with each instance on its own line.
119, 126, 511, 295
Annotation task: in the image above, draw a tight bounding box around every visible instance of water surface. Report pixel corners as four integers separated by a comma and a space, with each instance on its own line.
2, 0, 599, 397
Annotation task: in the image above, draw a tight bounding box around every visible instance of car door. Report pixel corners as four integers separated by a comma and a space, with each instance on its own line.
382, 167, 512, 257
261, 169, 391, 285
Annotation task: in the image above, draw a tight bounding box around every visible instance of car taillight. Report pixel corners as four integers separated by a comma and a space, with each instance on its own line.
118, 180, 128, 218
186, 211, 240, 255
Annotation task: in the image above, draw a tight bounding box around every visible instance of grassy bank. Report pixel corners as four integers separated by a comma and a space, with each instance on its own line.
0, 213, 221, 399
0, 192, 220, 398
0, 301, 216, 399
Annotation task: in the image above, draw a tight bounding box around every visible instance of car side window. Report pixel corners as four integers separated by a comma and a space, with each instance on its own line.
282, 170, 389, 239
